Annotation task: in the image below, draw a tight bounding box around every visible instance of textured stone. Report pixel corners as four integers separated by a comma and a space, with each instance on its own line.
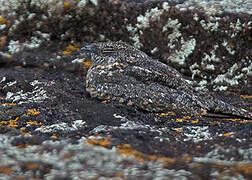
0, 0, 251, 179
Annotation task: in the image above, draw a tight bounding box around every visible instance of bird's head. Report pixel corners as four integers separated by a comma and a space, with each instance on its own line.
81, 41, 148, 65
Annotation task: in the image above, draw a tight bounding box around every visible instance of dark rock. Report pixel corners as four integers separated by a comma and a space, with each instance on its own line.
0, 0, 251, 179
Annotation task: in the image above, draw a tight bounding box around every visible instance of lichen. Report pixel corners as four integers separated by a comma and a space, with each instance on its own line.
5, 80, 48, 104
200, 19, 219, 32
0, 0, 251, 93
166, 38, 196, 66
212, 63, 245, 90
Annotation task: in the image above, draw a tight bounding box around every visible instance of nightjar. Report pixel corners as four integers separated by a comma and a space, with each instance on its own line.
81, 41, 252, 119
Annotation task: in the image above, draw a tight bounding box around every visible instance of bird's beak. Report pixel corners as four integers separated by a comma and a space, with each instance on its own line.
80, 44, 95, 59
81, 45, 94, 53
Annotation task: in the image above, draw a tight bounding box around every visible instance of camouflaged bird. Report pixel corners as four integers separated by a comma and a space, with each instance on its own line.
81, 41, 252, 119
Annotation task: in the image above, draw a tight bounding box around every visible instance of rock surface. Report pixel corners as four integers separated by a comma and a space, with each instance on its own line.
0, 0, 251, 179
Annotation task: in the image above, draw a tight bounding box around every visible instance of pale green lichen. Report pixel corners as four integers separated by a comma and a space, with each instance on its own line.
212, 63, 244, 88
8, 40, 21, 54
0, 24, 6, 30
24, 36, 43, 49
3, 81, 17, 89
72, 58, 84, 63
202, 49, 220, 63
241, 60, 252, 76
90, 0, 98, 6
206, 64, 215, 71
200, 19, 219, 32
195, 80, 208, 91
213, 85, 228, 91
0, 52, 11, 58
163, 18, 182, 49
127, 24, 143, 49
167, 38, 196, 66
221, 40, 235, 55
150, 47, 159, 54
35, 120, 86, 133
229, 19, 242, 38
77, 0, 88, 7
0, 77, 6, 83
189, 62, 201, 79
183, 126, 212, 143
5, 80, 48, 104
162, 18, 181, 32
99, 34, 106, 41
8, 37, 43, 54
127, 2, 170, 49
136, 7, 164, 29
127, 3, 196, 66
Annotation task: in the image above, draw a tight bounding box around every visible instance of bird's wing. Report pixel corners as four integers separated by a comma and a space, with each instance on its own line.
125, 58, 190, 91
124, 60, 252, 119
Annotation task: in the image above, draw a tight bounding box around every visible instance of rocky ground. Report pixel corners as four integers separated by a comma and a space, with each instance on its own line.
0, 0, 251, 179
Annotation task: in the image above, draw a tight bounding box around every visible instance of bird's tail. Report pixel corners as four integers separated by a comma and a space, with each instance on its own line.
203, 95, 252, 120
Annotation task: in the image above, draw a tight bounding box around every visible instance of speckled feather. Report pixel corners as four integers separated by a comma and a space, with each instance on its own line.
81, 41, 252, 119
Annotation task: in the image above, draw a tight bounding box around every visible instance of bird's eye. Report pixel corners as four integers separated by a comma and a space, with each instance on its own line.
102, 47, 115, 54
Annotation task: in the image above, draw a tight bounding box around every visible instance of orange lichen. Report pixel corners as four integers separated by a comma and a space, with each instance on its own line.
62, 50, 71, 55
17, 143, 29, 148
117, 144, 176, 164
0, 121, 8, 126
20, 127, 30, 136
24, 109, 40, 117
174, 128, 182, 133
61, 152, 73, 159
222, 132, 233, 137
223, 118, 242, 121
26, 162, 40, 170
26, 121, 42, 126
101, 100, 110, 104
0, 166, 12, 174
62, 43, 80, 55
176, 115, 191, 122
181, 156, 192, 162
83, 60, 93, 67
115, 172, 124, 178
63, 1, 70, 7
240, 95, 252, 99
0, 36, 7, 46
234, 164, 252, 174
7, 117, 19, 127
222, 118, 252, 123
66, 44, 78, 51
20, 127, 26, 131
176, 119, 183, 122
23, 109, 42, 127
156, 112, 176, 116
2, 103, 16, 106
191, 119, 199, 124
0, 16, 5, 24
0, 117, 20, 128
50, 134, 58, 139
86, 139, 111, 147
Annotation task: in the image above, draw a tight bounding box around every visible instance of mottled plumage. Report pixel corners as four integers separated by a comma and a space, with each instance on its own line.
81, 41, 252, 119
